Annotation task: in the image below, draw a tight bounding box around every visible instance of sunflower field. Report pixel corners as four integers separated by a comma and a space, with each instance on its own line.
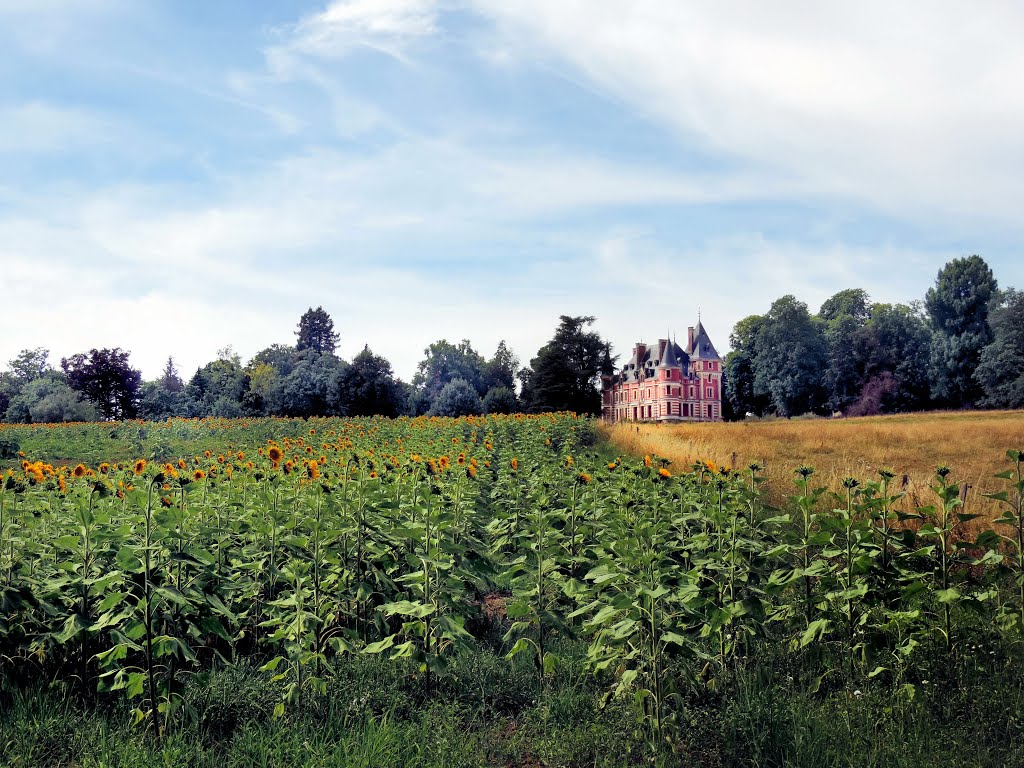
1, 414, 1022, 766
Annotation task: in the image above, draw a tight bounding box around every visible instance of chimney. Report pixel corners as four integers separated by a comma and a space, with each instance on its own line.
687, 326, 695, 351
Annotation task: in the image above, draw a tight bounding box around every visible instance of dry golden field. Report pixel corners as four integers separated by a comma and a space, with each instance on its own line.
602, 410, 1024, 529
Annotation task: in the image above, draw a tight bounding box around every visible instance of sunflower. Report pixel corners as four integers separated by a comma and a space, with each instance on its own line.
577, 472, 592, 485
194, 469, 206, 481
510, 458, 519, 471
658, 467, 671, 479
72, 464, 86, 478
133, 459, 147, 476
268, 446, 284, 465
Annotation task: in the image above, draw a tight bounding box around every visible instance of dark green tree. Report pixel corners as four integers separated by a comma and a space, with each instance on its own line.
137, 381, 194, 420
723, 315, 769, 419
278, 353, 342, 417
4, 374, 97, 424
482, 386, 519, 414
428, 378, 484, 417
481, 340, 519, 392
330, 345, 406, 417
818, 288, 871, 324
818, 289, 871, 413
158, 356, 184, 393
520, 315, 614, 415
295, 306, 340, 355
187, 349, 247, 416
412, 339, 485, 408
251, 344, 301, 376
849, 302, 931, 414
975, 289, 1024, 408
925, 255, 997, 406
61, 348, 142, 420
752, 296, 828, 417
1, 348, 53, 415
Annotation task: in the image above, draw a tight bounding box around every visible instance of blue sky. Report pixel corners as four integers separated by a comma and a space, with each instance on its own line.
2, 0, 1023, 381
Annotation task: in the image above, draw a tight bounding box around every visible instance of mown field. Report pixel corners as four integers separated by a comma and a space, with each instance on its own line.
603, 410, 1024, 534
0, 414, 1022, 767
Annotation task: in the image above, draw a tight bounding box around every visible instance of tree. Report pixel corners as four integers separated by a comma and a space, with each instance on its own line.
8, 347, 52, 384
850, 303, 931, 413
251, 344, 301, 377
296, 306, 340, 355
412, 339, 486, 408
975, 289, 1024, 408
330, 345, 406, 417
428, 378, 483, 417
158, 357, 184, 393
242, 362, 282, 415
278, 353, 341, 417
481, 341, 519, 393
818, 290, 871, 413
520, 315, 614, 414
137, 382, 193, 421
1, 348, 53, 412
818, 288, 871, 325
61, 348, 142, 420
4, 374, 97, 423
751, 296, 828, 417
925, 255, 997, 406
187, 354, 248, 416
723, 315, 769, 419
482, 386, 519, 414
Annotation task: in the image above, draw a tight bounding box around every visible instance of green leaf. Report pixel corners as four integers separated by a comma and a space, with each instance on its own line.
363, 635, 397, 654
800, 618, 829, 648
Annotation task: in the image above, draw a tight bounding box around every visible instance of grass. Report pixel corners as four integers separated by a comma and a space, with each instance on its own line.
602, 409, 1024, 530
2, 633, 1021, 768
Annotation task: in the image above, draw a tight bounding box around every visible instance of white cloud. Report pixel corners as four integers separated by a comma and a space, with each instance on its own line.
283, 0, 439, 60
470, 1, 1024, 227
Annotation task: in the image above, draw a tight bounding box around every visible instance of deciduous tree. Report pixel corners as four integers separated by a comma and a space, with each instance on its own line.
61, 348, 142, 420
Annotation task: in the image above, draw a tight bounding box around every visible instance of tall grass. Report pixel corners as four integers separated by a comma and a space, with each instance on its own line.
602, 410, 1024, 531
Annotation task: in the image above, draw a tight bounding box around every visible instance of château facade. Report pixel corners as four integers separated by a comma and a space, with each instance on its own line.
601, 321, 723, 423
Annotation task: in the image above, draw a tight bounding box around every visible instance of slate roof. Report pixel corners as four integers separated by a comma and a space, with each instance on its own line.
616, 338, 690, 382
685, 321, 721, 360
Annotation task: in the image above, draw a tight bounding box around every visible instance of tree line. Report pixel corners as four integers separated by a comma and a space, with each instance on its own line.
0, 310, 613, 423
2, 255, 1021, 424
724, 255, 1024, 418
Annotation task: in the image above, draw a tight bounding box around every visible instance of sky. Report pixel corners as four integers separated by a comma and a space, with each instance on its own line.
2, 0, 1023, 382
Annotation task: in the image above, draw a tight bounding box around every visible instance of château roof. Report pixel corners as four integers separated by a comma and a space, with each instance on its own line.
617, 338, 690, 382
685, 321, 721, 360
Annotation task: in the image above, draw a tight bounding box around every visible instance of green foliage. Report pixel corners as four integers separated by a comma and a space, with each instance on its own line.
752, 296, 828, 417
428, 378, 484, 417
520, 315, 614, 415
926, 255, 997, 406
482, 386, 518, 415
975, 289, 1024, 408
1, 414, 1024, 764
295, 306, 340, 355
61, 348, 142, 420
330, 345, 406, 417
412, 339, 486, 409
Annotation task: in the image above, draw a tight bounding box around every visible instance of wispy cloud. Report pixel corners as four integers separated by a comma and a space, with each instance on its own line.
471, 1, 1024, 228
282, 0, 439, 60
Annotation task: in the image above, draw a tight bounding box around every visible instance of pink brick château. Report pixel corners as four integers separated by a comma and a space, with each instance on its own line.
601, 321, 723, 423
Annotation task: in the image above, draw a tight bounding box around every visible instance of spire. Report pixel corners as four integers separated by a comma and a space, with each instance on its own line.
690, 318, 721, 360
658, 336, 680, 368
